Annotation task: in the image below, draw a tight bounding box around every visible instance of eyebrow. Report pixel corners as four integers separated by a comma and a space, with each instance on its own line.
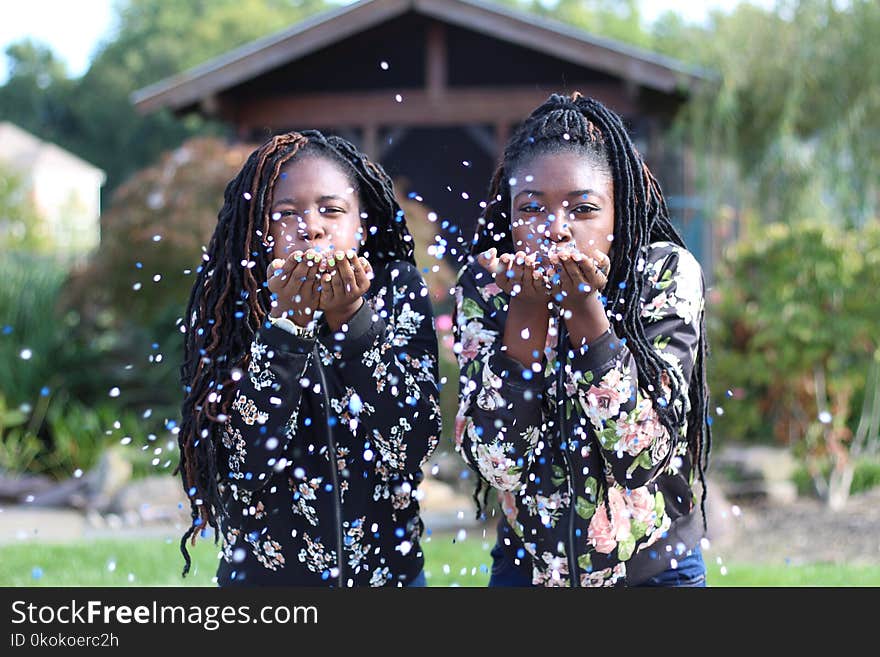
272, 195, 349, 208
514, 189, 603, 199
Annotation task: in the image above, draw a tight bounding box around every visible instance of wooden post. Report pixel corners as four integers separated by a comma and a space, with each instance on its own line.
495, 122, 510, 159
363, 124, 379, 160
426, 22, 447, 102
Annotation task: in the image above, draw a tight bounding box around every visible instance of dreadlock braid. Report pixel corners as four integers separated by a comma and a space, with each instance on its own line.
175, 130, 416, 577
464, 92, 713, 529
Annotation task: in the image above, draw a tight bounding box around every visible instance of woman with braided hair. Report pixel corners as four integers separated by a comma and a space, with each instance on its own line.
454, 93, 712, 587
177, 130, 441, 586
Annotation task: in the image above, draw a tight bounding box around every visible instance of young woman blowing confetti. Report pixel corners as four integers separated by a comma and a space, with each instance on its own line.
454, 93, 712, 587
176, 130, 441, 586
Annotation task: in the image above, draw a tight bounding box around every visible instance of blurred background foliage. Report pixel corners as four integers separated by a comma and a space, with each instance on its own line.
1, 0, 878, 505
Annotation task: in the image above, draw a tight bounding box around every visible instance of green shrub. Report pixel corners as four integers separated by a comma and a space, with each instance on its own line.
793, 458, 880, 498
708, 220, 880, 505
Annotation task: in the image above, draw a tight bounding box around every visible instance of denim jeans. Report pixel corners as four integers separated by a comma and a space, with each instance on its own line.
406, 570, 428, 587
488, 543, 707, 587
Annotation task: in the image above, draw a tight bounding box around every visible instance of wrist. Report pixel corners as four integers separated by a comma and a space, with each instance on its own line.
509, 293, 551, 314
323, 297, 364, 331
562, 294, 610, 346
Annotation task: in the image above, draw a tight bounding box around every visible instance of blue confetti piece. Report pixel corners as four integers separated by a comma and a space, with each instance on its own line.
40, 386, 50, 396
2, 325, 13, 334
32, 567, 43, 580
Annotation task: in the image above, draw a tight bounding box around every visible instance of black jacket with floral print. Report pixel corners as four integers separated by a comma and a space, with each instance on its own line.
216, 260, 441, 587
454, 241, 706, 587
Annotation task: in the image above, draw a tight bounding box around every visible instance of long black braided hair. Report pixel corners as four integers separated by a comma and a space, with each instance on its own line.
464, 92, 712, 529
175, 130, 416, 576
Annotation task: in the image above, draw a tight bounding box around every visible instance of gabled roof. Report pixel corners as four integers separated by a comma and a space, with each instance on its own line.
132, 0, 710, 114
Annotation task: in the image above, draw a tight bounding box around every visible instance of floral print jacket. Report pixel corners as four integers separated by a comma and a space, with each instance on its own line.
454, 241, 706, 587
216, 260, 441, 586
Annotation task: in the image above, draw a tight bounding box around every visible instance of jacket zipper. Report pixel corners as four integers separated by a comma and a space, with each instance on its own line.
557, 324, 580, 588
313, 341, 345, 588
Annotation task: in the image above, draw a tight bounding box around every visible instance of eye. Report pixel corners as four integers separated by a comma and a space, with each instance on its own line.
273, 209, 299, 220
518, 203, 545, 214
319, 206, 345, 216
571, 203, 600, 214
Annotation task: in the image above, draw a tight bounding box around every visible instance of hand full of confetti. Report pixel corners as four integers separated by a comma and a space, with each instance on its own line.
267, 248, 373, 327
477, 244, 610, 308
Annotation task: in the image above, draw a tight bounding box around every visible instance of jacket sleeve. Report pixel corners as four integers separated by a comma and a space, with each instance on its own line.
566, 244, 705, 489
318, 261, 442, 476
453, 262, 546, 493
216, 321, 314, 493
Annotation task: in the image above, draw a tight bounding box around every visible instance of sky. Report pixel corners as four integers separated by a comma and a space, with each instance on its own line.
0, 0, 777, 82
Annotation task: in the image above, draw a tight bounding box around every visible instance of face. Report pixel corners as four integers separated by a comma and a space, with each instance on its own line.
267, 155, 363, 259
508, 150, 615, 262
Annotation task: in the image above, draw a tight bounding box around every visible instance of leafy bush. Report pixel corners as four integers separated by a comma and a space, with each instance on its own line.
792, 458, 880, 498
708, 219, 880, 506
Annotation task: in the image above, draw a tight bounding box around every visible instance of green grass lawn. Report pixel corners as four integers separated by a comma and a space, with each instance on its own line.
1, 533, 878, 587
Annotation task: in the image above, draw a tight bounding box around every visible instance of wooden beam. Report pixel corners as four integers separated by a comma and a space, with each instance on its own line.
362, 124, 379, 161
413, 0, 699, 94
232, 84, 633, 130
425, 22, 447, 101
132, 0, 411, 114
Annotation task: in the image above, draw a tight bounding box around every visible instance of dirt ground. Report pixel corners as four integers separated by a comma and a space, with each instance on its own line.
703, 483, 880, 566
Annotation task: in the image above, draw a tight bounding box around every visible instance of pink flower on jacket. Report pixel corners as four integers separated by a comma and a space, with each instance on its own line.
498, 490, 520, 527
625, 486, 656, 526
616, 399, 666, 456
588, 487, 631, 554
582, 385, 623, 428
458, 320, 494, 361
479, 282, 503, 302
453, 413, 467, 449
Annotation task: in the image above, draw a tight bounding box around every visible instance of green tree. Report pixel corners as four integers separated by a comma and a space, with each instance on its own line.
0, 164, 45, 252
0, 1, 333, 201
498, 0, 651, 48
656, 0, 880, 228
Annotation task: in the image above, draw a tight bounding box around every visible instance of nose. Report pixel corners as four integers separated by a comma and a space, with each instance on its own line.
300, 211, 326, 243
545, 208, 573, 244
